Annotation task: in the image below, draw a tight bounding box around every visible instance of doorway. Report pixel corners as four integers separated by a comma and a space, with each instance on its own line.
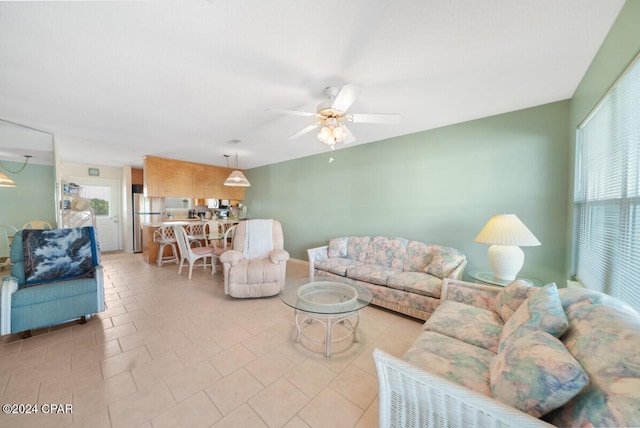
70, 176, 121, 251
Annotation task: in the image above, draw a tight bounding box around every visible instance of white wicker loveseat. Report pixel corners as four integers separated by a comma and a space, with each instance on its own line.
308, 236, 466, 320
374, 279, 640, 427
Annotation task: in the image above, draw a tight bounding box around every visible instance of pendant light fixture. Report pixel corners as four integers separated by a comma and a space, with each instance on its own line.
0, 172, 16, 187
0, 155, 32, 187
223, 154, 251, 187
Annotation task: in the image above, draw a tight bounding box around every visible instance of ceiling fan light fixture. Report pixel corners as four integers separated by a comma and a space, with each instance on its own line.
317, 120, 346, 149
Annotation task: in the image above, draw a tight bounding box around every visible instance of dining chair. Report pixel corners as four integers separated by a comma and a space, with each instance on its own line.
211, 224, 237, 269
0, 224, 18, 270
153, 225, 178, 267
203, 220, 225, 247
185, 222, 207, 247
173, 225, 216, 279
22, 220, 53, 230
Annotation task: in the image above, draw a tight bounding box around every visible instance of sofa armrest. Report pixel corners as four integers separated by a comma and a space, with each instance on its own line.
448, 259, 467, 280
270, 249, 290, 264
373, 348, 553, 428
441, 278, 503, 311
95, 265, 105, 313
220, 250, 243, 266
307, 245, 328, 280
1, 276, 19, 335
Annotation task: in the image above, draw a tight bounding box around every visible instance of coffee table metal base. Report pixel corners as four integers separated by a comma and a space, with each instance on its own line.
294, 308, 360, 357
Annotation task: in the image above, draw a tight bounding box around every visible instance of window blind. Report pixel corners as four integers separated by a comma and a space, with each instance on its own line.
574, 52, 640, 311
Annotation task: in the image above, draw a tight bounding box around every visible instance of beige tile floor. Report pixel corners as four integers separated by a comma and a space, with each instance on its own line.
0, 252, 423, 427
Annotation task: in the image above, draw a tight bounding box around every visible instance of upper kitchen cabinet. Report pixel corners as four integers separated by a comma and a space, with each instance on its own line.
192, 162, 219, 198
131, 168, 144, 186
143, 155, 245, 200
144, 155, 193, 197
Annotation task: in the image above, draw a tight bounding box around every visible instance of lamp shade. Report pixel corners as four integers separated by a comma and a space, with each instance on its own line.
474, 214, 541, 246
0, 172, 16, 187
224, 170, 251, 187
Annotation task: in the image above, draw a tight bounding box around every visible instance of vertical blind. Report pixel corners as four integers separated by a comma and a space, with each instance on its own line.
574, 52, 640, 311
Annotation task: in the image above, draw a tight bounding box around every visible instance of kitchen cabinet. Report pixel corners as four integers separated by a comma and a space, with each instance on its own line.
131, 168, 144, 185
144, 155, 245, 200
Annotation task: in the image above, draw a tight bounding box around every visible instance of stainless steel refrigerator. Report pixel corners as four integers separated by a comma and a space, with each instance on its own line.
133, 193, 165, 253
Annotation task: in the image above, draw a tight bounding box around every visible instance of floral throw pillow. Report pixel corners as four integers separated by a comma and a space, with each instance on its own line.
424, 246, 465, 278
490, 329, 589, 417
498, 283, 569, 352
327, 237, 348, 258
494, 280, 536, 322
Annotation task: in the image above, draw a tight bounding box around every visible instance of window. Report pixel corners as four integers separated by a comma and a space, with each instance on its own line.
574, 53, 640, 311
79, 185, 110, 217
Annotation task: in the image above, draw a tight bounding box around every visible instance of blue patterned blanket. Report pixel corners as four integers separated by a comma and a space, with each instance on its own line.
22, 227, 100, 286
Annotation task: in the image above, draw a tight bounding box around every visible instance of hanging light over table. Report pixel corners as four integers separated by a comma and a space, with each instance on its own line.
224, 154, 251, 187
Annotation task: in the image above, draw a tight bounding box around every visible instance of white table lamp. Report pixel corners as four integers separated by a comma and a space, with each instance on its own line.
474, 214, 541, 281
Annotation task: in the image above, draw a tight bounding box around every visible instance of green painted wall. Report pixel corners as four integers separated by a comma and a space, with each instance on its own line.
244, 1, 640, 288
245, 100, 571, 285
0, 161, 56, 230
570, 1, 640, 131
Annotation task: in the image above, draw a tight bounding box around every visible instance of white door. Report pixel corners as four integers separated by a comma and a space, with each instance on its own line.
71, 176, 121, 251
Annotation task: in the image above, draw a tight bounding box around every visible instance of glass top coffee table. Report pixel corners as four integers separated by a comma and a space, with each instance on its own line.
280, 278, 373, 357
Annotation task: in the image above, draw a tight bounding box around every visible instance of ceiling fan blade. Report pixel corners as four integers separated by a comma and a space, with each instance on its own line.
331, 84, 362, 112
342, 125, 356, 144
288, 123, 319, 140
349, 113, 401, 124
267, 108, 317, 117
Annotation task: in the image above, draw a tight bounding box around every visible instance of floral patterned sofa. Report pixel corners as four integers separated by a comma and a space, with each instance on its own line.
307, 236, 466, 320
374, 279, 640, 427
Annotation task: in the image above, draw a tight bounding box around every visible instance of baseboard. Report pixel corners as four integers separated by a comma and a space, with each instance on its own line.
566, 280, 585, 288
288, 258, 308, 266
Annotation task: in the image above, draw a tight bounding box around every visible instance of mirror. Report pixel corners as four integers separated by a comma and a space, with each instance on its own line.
0, 118, 56, 230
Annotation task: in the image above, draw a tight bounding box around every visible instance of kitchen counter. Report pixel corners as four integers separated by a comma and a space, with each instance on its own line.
143, 219, 197, 227
141, 220, 241, 265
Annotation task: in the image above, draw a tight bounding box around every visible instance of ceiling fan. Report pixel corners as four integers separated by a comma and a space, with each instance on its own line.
272, 84, 401, 150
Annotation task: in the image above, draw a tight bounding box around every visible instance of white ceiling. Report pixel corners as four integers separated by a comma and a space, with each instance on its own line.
0, 0, 626, 169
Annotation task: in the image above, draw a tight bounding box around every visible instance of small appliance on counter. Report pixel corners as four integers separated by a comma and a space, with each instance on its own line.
215, 199, 230, 219
193, 205, 209, 220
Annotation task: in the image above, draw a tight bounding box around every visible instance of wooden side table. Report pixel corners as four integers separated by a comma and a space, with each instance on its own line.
467, 270, 542, 287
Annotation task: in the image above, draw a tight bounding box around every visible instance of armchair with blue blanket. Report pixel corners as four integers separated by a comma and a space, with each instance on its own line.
0, 227, 104, 338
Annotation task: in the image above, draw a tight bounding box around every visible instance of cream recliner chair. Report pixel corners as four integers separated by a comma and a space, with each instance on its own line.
219, 219, 289, 298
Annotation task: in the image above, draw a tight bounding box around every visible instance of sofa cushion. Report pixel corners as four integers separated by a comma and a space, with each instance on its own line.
425, 300, 504, 353
327, 237, 348, 258
490, 329, 589, 418
402, 241, 433, 272
347, 264, 400, 286
403, 331, 494, 396
363, 236, 408, 270
314, 257, 360, 277
424, 245, 465, 278
494, 280, 536, 322
386, 271, 442, 299
346, 236, 371, 262
498, 283, 569, 352
547, 303, 640, 427
12, 277, 99, 308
